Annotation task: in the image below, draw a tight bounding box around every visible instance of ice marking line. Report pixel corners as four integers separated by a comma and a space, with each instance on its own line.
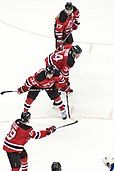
0, 19, 114, 46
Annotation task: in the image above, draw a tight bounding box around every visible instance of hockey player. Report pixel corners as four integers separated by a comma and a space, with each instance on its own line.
54, 2, 80, 50
3, 112, 56, 171
51, 162, 62, 171
103, 156, 114, 171
17, 65, 70, 120
45, 45, 82, 93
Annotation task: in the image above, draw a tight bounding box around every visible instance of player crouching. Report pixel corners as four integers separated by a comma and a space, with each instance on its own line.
17, 66, 70, 120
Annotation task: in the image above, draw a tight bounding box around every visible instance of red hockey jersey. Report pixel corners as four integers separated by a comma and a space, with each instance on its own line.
55, 6, 79, 40
3, 119, 47, 153
17, 68, 67, 94
45, 48, 75, 82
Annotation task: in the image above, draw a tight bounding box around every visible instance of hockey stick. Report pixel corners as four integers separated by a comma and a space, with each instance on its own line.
0, 89, 49, 95
66, 92, 70, 118
0, 88, 69, 95
64, 31, 73, 43
0, 89, 41, 95
56, 120, 78, 129
0, 90, 18, 95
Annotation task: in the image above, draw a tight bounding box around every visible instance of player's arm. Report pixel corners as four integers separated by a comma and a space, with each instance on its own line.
54, 71, 70, 93
73, 6, 80, 30
54, 70, 66, 89
61, 66, 70, 83
29, 126, 56, 139
17, 76, 36, 94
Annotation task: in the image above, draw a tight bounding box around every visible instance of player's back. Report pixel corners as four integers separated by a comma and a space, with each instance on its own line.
3, 119, 33, 152
45, 48, 70, 70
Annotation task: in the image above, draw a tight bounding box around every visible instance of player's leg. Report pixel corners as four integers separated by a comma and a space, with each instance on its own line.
7, 152, 21, 171
23, 86, 40, 112
64, 33, 73, 47
46, 86, 67, 120
20, 149, 28, 171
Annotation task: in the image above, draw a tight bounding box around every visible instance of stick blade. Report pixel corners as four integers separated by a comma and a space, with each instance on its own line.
0, 91, 6, 95
0, 90, 17, 95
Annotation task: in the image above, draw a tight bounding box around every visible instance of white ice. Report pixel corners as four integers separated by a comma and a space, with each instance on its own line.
0, 0, 114, 170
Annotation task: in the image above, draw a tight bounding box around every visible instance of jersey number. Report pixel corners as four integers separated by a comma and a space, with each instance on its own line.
6, 128, 16, 140
56, 24, 62, 29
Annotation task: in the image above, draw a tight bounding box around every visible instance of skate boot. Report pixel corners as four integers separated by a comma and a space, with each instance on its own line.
61, 110, 67, 120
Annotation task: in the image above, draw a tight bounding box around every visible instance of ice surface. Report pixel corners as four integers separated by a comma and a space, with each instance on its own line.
0, 0, 114, 170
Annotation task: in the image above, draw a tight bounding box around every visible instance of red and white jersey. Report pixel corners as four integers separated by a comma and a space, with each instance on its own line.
3, 119, 47, 153
17, 68, 67, 94
55, 6, 79, 40
45, 48, 75, 82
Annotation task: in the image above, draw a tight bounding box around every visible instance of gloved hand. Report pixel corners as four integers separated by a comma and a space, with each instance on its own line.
17, 87, 23, 94
46, 126, 56, 135
61, 82, 71, 93
61, 85, 73, 93
66, 88, 73, 93
66, 82, 73, 93
17, 86, 29, 94
73, 19, 80, 30
74, 20, 80, 25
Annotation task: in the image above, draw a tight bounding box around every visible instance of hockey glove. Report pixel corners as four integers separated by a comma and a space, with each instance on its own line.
73, 19, 80, 30
17, 86, 29, 94
17, 87, 23, 94
61, 83, 71, 93
46, 126, 56, 135
66, 82, 73, 93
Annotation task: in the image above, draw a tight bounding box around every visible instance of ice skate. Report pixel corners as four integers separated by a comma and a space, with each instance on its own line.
61, 110, 67, 120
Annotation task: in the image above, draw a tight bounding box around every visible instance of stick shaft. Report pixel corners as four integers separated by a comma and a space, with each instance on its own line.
57, 120, 78, 129
0, 90, 17, 95
66, 93, 70, 118
0, 89, 49, 95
